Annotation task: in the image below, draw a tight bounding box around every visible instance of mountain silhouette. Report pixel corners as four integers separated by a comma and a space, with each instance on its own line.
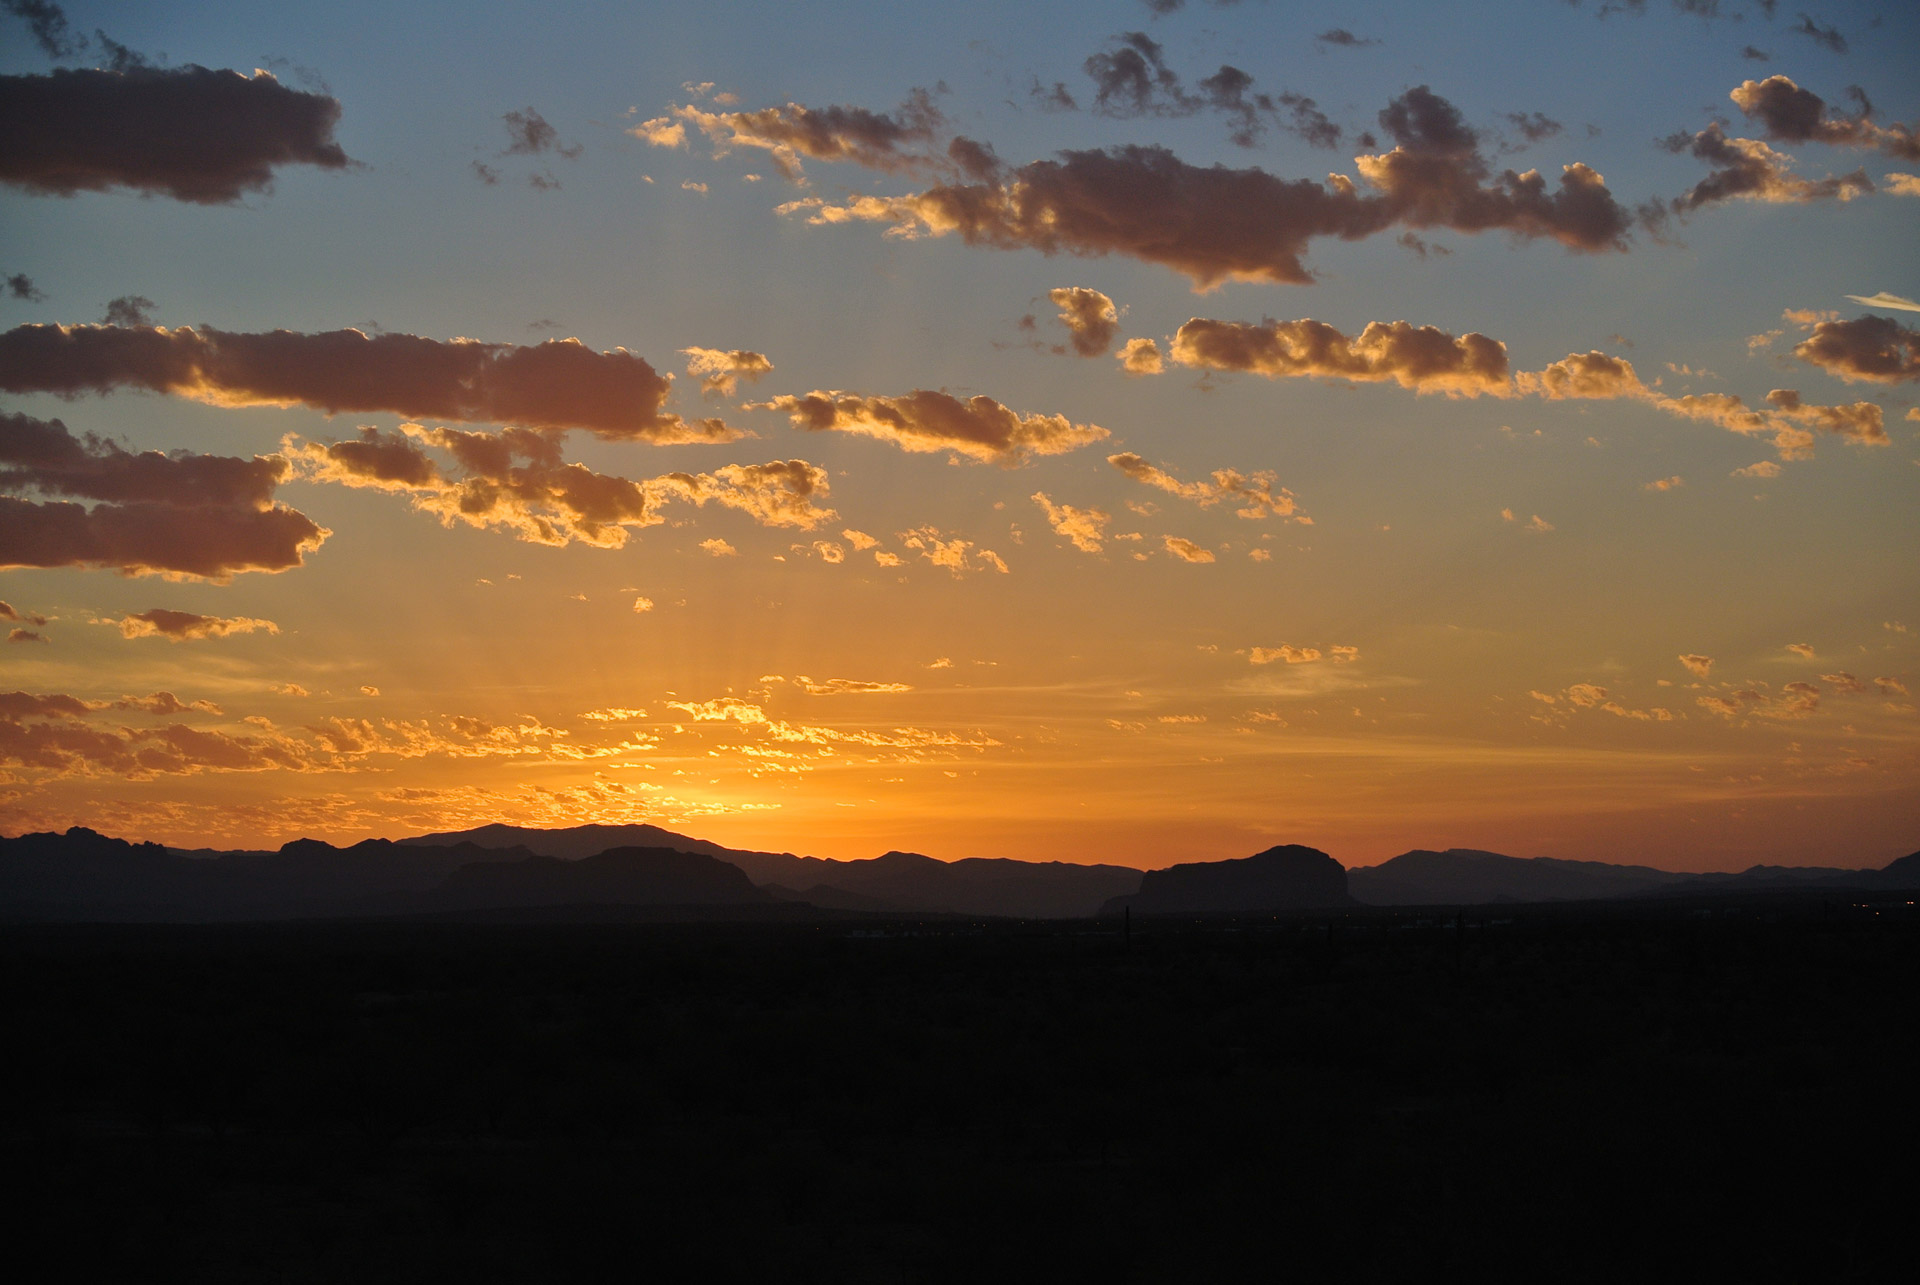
1105, 844, 1353, 915
404, 826, 1141, 918
1348, 848, 1693, 905
423, 846, 770, 911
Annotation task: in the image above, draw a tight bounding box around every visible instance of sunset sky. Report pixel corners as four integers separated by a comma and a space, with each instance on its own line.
2, 0, 1915, 869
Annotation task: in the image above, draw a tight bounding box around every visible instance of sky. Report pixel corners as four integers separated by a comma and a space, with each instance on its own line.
1, 0, 1916, 870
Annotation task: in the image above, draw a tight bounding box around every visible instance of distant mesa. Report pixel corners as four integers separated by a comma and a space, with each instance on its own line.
1104, 844, 1354, 916
1347, 848, 1694, 906
431, 846, 769, 910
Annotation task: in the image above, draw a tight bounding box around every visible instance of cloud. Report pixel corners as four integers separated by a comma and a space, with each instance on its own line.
1316, 29, 1380, 48
0, 599, 46, 625
794, 677, 913, 695
0, 322, 727, 442
1085, 32, 1192, 117
1161, 534, 1214, 563
1732, 460, 1782, 478
1032, 491, 1110, 553
1661, 123, 1872, 213
643, 91, 942, 182
3, 1, 82, 58
500, 108, 581, 159
1679, 654, 1714, 677
1642, 475, 1683, 491
113, 609, 278, 640
1518, 350, 1885, 457
286, 424, 833, 548
8, 627, 45, 643
699, 537, 737, 556
0, 409, 327, 579
6, 273, 46, 302
1845, 292, 1920, 313
1887, 174, 1920, 198
898, 526, 1008, 576
682, 346, 773, 396
1542, 681, 1672, 722
1501, 509, 1554, 532
1118, 337, 1164, 374
1048, 287, 1120, 357
1821, 671, 1866, 694
1169, 316, 1510, 395
0, 496, 326, 580
1792, 315, 1919, 384
1, 409, 286, 507
631, 596, 654, 613
785, 86, 1632, 290
1107, 452, 1297, 519
1504, 111, 1564, 144
758, 389, 1107, 464
1876, 677, 1910, 698
1729, 76, 1918, 162
1249, 645, 1320, 664
101, 295, 153, 327
1787, 13, 1846, 54
0, 64, 350, 203
1786, 642, 1815, 659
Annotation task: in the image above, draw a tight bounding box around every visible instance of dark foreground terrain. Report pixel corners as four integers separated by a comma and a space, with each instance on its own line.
5, 894, 1916, 1282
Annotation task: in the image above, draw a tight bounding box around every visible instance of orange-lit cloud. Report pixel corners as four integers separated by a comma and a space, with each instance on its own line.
682, 346, 774, 396
642, 91, 942, 182
0, 323, 728, 442
1678, 654, 1714, 678
1161, 535, 1214, 563
1032, 491, 1111, 553
112, 609, 279, 641
1661, 123, 1872, 213
0, 65, 350, 203
899, 526, 1009, 576
1048, 287, 1121, 357
1729, 76, 1919, 162
784, 86, 1631, 289
1107, 452, 1298, 519
1169, 317, 1510, 395
1118, 338, 1164, 374
759, 389, 1107, 463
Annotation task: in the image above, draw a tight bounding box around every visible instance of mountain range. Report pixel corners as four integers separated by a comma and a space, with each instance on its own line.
1, 823, 1914, 922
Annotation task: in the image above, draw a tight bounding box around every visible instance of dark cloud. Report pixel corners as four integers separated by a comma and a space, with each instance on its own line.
1170, 317, 1511, 396
1730, 75, 1918, 161
791, 87, 1631, 289
287, 424, 834, 546
1315, 29, 1380, 49
0, 599, 47, 625
1505, 112, 1564, 144
1029, 80, 1077, 112
501, 107, 582, 159
1076, 35, 1337, 149
758, 389, 1108, 464
0, 64, 351, 203
0, 495, 326, 579
1793, 315, 1920, 384
1661, 122, 1872, 212
1048, 287, 1121, 357
1086, 32, 1194, 116
2, 0, 82, 58
114, 608, 278, 641
1742, 46, 1771, 62
471, 160, 500, 185
6, 273, 45, 301
0, 409, 325, 580
1788, 13, 1847, 54
0, 410, 286, 507
100, 294, 153, 327
0, 323, 728, 442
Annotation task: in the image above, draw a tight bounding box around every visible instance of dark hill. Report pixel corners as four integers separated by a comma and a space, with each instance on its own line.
1348, 848, 1693, 906
1107, 845, 1351, 915
403, 826, 1141, 918
425, 846, 769, 911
